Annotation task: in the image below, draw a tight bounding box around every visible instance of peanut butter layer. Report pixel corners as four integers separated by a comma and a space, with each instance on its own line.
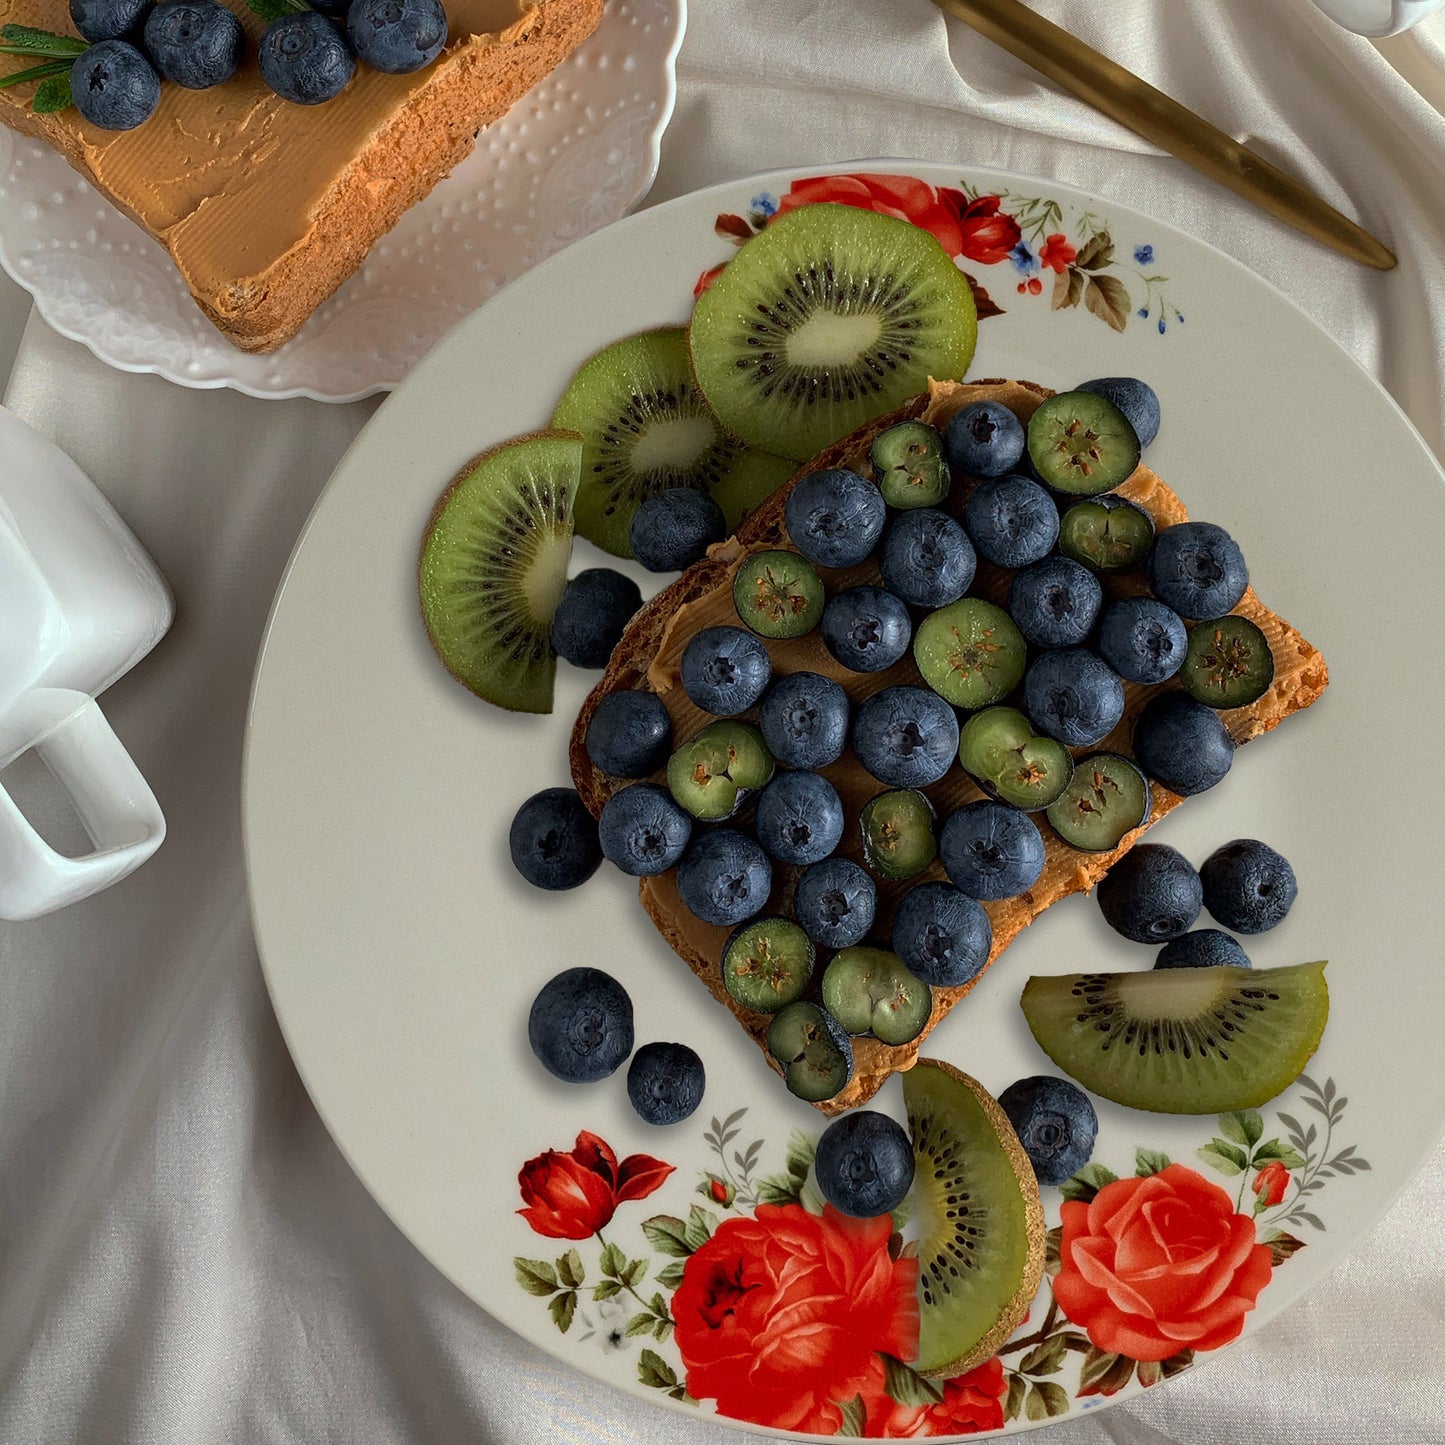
570, 381, 1329, 1114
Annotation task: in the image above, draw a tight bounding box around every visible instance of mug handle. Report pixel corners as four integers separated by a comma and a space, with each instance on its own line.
0, 688, 166, 921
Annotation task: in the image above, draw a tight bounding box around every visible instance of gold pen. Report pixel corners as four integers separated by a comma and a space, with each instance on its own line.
932, 0, 1397, 271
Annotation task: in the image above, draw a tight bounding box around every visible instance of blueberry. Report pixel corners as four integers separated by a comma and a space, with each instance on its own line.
939, 801, 1045, 901
629, 488, 727, 572
963, 474, 1059, 569
891, 881, 992, 986
1200, 839, 1298, 935
598, 782, 691, 876
784, 468, 886, 569
850, 685, 959, 789
1097, 596, 1187, 684
680, 626, 771, 715
997, 1076, 1098, 1186
627, 1041, 705, 1125
70, 39, 161, 130
1146, 521, 1248, 621
1076, 377, 1161, 449
585, 690, 672, 778
70, 0, 148, 42
1133, 692, 1234, 795
676, 829, 772, 928
1023, 648, 1125, 749
942, 400, 1026, 477
258, 12, 354, 104
1097, 842, 1202, 943
509, 787, 601, 890
793, 858, 876, 949
347, 0, 446, 74
814, 1111, 915, 1218
142, 0, 242, 88
820, 586, 912, 673
1008, 556, 1102, 650
528, 966, 633, 1082
753, 770, 844, 866
757, 672, 849, 770
879, 508, 976, 609
1155, 928, 1252, 969
550, 568, 642, 668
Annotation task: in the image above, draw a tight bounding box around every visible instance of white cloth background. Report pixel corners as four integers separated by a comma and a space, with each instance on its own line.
2, 1, 1444, 1440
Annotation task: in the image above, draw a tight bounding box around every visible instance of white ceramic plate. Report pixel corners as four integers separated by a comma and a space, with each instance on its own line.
0, 0, 683, 403
244, 162, 1445, 1439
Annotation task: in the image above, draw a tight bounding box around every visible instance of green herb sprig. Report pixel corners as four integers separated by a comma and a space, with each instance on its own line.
0, 24, 85, 114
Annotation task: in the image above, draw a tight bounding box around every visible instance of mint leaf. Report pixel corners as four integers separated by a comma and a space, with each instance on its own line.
244, 0, 308, 20
31, 71, 72, 113
0, 24, 88, 56
0, 57, 73, 90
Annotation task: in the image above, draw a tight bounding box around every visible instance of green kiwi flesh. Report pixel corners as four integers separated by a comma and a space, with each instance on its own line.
689, 204, 978, 462
418, 431, 581, 714
552, 328, 793, 556
903, 1059, 1046, 1378
1020, 961, 1329, 1114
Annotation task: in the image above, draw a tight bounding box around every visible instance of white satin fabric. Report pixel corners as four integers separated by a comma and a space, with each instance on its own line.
2, 2, 1443, 1441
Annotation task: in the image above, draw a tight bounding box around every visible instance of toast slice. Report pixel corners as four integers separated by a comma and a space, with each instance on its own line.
0, 0, 602, 352
570, 380, 1329, 1114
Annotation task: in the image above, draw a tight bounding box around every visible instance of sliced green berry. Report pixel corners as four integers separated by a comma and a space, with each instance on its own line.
958, 706, 1074, 811
666, 720, 774, 820
1026, 391, 1141, 496
731, 549, 825, 639
871, 421, 950, 509
1045, 751, 1151, 852
722, 916, 816, 1014
1181, 615, 1275, 709
821, 946, 933, 1045
1058, 496, 1155, 572
913, 598, 1027, 709
860, 788, 937, 881
766, 1001, 855, 1103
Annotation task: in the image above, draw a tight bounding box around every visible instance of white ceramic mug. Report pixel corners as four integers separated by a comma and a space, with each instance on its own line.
0, 406, 172, 920
1311, 0, 1444, 35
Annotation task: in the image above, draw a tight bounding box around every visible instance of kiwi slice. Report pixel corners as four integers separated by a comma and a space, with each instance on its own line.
766, 1001, 855, 1103
1058, 496, 1155, 572
870, 421, 950, 509
821, 947, 933, 1045
914, 599, 1027, 709
552, 328, 793, 556
1026, 391, 1141, 496
860, 789, 937, 881
904, 1059, 1045, 1378
722, 917, 815, 1014
958, 706, 1074, 811
689, 204, 978, 462
1020, 960, 1330, 1114
732, 549, 825, 639
666, 720, 774, 820
1045, 751, 1151, 851
418, 431, 581, 715
1181, 615, 1276, 709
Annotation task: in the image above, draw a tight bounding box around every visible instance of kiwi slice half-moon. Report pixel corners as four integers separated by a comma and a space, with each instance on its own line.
418, 430, 581, 715
689, 204, 978, 462
552, 327, 793, 557
903, 1059, 1046, 1378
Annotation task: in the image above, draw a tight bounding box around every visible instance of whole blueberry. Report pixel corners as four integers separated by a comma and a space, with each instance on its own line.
676, 829, 772, 928
879, 508, 976, 609
528, 966, 633, 1082
1155, 928, 1252, 969
939, 801, 1045, 901
1023, 648, 1125, 749
1200, 839, 1298, 934
598, 782, 691, 876
757, 672, 849, 770
70, 39, 161, 130
680, 626, 771, 715
820, 585, 912, 673
850, 685, 959, 789
347, 0, 447, 75
508, 787, 601, 890
814, 1111, 915, 1218
550, 568, 642, 668
143, 0, 243, 88
963, 474, 1059, 569
892, 881, 992, 987
1097, 842, 1202, 943
629, 488, 727, 572
943, 400, 1026, 477
1008, 556, 1103, 650
627, 1041, 705, 1125
1133, 692, 1235, 795
1097, 596, 1187, 684
585, 690, 672, 778
70, 0, 149, 42
793, 858, 876, 949
997, 1076, 1099, 1186
1077, 376, 1161, 449
1146, 521, 1248, 621
753, 770, 844, 866
259, 11, 355, 103
784, 468, 886, 569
